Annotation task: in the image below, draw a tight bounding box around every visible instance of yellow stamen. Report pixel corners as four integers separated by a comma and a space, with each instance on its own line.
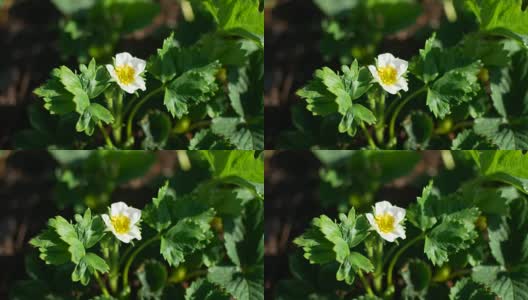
377, 66, 398, 85
115, 64, 135, 85
111, 214, 130, 234
375, 213, 395, 233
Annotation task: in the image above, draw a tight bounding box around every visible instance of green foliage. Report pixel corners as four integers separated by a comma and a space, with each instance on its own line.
18, 150, 263, 299
280, 150, 526, 299
24, 0, 263, 150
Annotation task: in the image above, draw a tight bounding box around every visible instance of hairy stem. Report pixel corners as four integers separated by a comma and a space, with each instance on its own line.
98, 123, 115, 148
375, 92, 386, 144
125, 86, 164, 143
112, 92, 123, 144
387, 86, 427, 147
358, 271, 375, 297
386, 233, 425, 288
94, 271, 110, 297
122, 235, 161, 290
361, 123, 378, 149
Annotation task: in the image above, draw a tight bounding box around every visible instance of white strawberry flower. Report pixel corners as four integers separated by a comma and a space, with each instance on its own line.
102, 202, 142, 243
366, 201, 406, 242
368, 53, 409, 94
106, 52, 147, 94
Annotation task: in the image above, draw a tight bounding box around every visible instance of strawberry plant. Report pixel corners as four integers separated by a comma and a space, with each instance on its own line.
274, 150, 528, 299
277, 0, 528, 150
15, 0, 264, 150
10, 150, 264, 300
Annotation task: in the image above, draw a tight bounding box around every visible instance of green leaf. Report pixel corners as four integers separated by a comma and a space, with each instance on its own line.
466, 0, 528, 46
137, 260, 167, 300
143, 181, 173, 232
471, 150, 528, 193
51, 0, 96, 14
160, 213, 214, 267
208, 265, 264, 300
200, 150, 264, 184
185, 278, 229, 300
224, 199, 264, 267
29, 229, 71, 265
403, 111, 433, 150
189, 129, 233, 150
210, 117, 264, 150
57, 66, 90, 114
473, 264, 528, 300
164, 61, 220, 118
75, 103, 114, 136
474, 117, 528, 149
407, 181, 438, 232
78, 58, 110, 99
401, 259, 432, 300
424, 208, 479, 266
34, 72, 76, 115
140, 110, 172, 150
449, 278, 495, 300
74, 208, 105, 249
451, 129, 495, 150
72, 252, 109, 285
148, 33, 178, 84
202, 0, 264, 46
336, 252, 374, 285
48, 216, 85, 264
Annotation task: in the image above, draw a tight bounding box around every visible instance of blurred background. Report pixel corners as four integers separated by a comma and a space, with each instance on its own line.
0, 150, 214, 298
264, 150, 482, 299
0, 0, 218, 148
264, 0, 479, 148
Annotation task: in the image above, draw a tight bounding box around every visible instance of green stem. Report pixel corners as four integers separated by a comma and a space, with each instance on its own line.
98, 123, 115, 148
94, 272, 110, 297
186, 120, 212, 132
373, 238, 384, 292
375, 92, 386, 144
386, 233, 425, 288
125, 86, 164, 143
361, 123, 377, 149
387, 86, 427, 147
109, 242, 119, 293
358, 271, 375, 297
122, 235, 160, 290
112, 92, 124, 144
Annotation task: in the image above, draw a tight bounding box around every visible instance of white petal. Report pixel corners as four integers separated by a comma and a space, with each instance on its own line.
110, 202, 128, 216
102, 214, 111, 229
366, 213, 376, 228
115, 52, 133, 66
129, 225, 142, 240
131, 76, 147, 92
106, 65, 117, 81
389, 206, 406, 223
118, 82, 140, 94
379, 231, 399, 242
393, 58, 408, 76
380, 83, 401, 95
394, 225, 406, 239
374, 201, 393, 215
395, 77, 409, 92
115, 232, 135, 243
125, 206, 141, 224
130, 57, 146, 74
377, 53, 395, 67
368, 65, 380, 82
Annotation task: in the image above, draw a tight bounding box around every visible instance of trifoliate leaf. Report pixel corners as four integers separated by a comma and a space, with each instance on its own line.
424, 208, 479, 266
211, 117, 264, 150
164, 61, 220, 118
449, 278, 495, 300
207, 265, 264, 300
57, 66, 90, 114
466, 0, 528, 46
201, 0, 264, 46
185, 278, 229, 300
75, 103, 114, 136
160, 213, 214, 267
224, 199, 263, 267
401, 259, 431, 300
78, 58, 110, 99
472, 264, 528, 300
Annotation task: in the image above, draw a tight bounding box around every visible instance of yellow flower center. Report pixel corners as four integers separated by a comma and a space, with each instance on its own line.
111, 214, 130, 234
115, 64, 135, 85
377, 66, 398, 85
375, 213, 395, 233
